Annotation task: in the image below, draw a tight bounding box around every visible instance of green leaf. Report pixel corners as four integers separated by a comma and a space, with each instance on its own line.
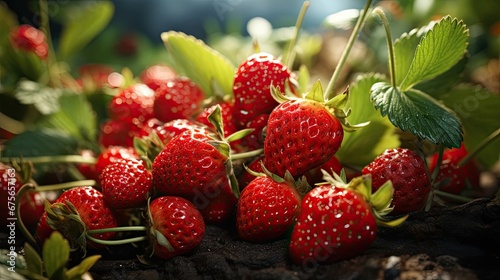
336, 74, 400, 168
65, 255, 101, 280
38, 93, 97, 144
371, 82, 463, 148
297, 64, 310, 94
14, 80, 63, 115
304, 80, 324, 103
439, 84, 500, 168
58, 1, 114, 60
2, 128, 79, 157
393, 29, 422, 86
400, 16, 469, 91
43, 232, 69, 280
161, 31, 235, 98
23, 243, 43, 275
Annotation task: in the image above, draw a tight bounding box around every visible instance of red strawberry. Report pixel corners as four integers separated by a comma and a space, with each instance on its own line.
236, 172, 303, 242
237, 156, 265, 189
76, 149, 99, 181
233, 52, 294, 128
153, 77, 205, 122
35, 186, 118, 251
362, 148, 431, 214
289, 173, 406, 265
196, 180, 238, 224
100, 158, 152, 209
10, 24, 48, 59
108, 83, 155, 124
195, 101, 238, 142
152, 126, 229, 198
0, 162, 44, 230
428, 143, 481, 194
98, 119, 141, 148
240, 114, 269, 150
77, 64, 114, 91
304, 155, 343, 186
264, 98, 343, 179
140, 64, 178, 90
154, 118, 208, 145
94, 146, 139, 179
148, 196, 205, 260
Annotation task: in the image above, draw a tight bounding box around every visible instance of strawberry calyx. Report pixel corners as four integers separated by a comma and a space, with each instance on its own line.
44, 200, 88, 254
320, 169, 408, 227
270, 80, 369, 132
133, 130, 165, 169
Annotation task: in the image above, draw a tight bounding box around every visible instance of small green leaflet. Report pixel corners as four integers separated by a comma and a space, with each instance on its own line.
42, 232, 70, 280
161, 31, 235, 98
399, 16, 469, 91
38, 93, 98, 145
336, 74, 400, 168
14, 80, 63, 115
371, 82, 462, 148
58, 1, 114, 60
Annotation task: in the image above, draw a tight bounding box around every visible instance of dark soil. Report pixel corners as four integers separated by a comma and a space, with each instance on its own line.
84, 197, 500, 280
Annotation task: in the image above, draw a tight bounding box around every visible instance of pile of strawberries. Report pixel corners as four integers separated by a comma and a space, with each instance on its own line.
2, 23, 483, 267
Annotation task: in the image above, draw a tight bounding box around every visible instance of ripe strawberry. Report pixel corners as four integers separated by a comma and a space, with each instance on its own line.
154, 118, 208, 145
148, 196, 205, 260
304, 155, 343, 186
236, 172, 303, 243
0, 162, 44, 230
35, 186, 118, 251
264, 98, 343, 179
196, 180, 238, 224
140, 64, 178, 90
98, 119, 140, 148
9, 24, 48, 59
428, 143, 481, 194
76, 149, 99, 181
77, 64, 114, 91
237, 156, 265, 189
233, 52, 294, 128
289, 173, 406, 265
94, 146, 139, 179
152, 126, 229, 198
153, 77, 205, 122
100, 158, 152, 209
108, 83, 156, 124
239, 114, 269, 151
362, 148, 431, 214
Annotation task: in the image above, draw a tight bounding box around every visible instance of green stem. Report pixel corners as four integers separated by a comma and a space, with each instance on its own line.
458, 128, 500, 167
86, 234, 147, 246
283, 1, 310, 69
231, 148, 263, 160
430, 146, 444, 183
434, 190, 474, 203
1, 155, 97, 165
87, 226, 147, 234
324, 0, 373, 100
15, 183, 38, 248
373, 7, 397, 88
35, 180, 97, 192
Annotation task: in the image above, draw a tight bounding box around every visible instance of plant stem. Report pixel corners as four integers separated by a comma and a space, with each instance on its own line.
434, 190, 474, 203
87, 226, 147, 234
231, 149, 263, 160
283, 1, 310, 69
36, 180, 97, 192
324, 0, 373, 100
1, 155, 97, 165
86, 234, 147, 246
373, 7, 397, 88
430, 146, 444, 183
458, 128, 500, 167
15, 183, 38, 248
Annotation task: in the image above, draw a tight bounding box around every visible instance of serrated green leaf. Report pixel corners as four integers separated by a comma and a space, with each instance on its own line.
400, 16, 469, 90
43, 232, 69, 280
335, 74, 400, 168
2, 128, 79, 157
38, 93, 97, 144
14, 80, 63, 115
371, 82, 463, 148
439, 84, 500, 168
394, 29, 421, 86
58, 1, 114, 60
161, 31, 235, 98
